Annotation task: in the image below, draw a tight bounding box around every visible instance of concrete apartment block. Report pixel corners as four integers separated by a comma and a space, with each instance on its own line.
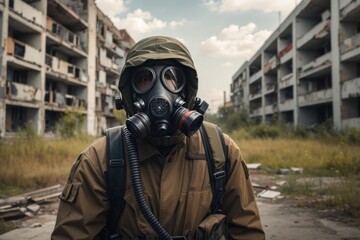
230, 0, 360, 131
0, 0, 135, 138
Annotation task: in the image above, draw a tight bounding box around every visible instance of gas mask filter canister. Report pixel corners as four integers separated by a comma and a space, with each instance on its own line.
126, 64, 204, 139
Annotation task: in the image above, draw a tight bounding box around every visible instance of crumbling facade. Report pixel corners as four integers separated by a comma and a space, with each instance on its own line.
0, 0, 134, 137
230, 0, 360, 130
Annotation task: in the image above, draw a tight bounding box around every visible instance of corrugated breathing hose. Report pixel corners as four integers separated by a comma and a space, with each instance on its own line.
123, 127, 172, 240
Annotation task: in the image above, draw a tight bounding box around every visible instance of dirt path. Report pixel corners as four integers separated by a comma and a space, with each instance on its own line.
1, 198, 359, 240
258, 200, 360, 239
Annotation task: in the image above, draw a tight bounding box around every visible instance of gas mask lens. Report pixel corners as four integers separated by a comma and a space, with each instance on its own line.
132, 67, 156, 94
162, 67, 185, 93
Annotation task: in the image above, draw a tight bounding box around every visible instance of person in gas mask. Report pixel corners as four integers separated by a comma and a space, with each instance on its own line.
51, 36, 265, 240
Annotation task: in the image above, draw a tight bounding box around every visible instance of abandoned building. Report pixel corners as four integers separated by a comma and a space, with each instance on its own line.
230, 0, 360, 130
0, 0, 135, 137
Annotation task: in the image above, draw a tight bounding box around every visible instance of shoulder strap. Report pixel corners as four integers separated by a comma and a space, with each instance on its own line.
105, 126, 126, 238
200, 122, 228, 214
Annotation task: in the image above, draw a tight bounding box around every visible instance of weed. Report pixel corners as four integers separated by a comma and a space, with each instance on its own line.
0, 136, 96, 194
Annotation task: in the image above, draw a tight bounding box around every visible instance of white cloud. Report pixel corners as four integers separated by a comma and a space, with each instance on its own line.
203, 0, 297, 17
108, 9, 166, 35
96, 1, 187, 38
96, 0, 127, 16
200, 23, 271, 59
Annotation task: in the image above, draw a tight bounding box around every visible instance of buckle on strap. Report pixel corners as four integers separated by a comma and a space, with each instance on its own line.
171, 236, 186, 240
110, 159, 124, 167
213, 170, 226, 191
213, 170, 225, 180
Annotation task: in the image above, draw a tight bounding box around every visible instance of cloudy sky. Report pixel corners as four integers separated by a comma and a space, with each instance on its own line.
96, 0, 299, 113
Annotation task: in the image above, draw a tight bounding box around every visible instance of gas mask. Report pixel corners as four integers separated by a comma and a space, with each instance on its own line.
125, 63, 207, 139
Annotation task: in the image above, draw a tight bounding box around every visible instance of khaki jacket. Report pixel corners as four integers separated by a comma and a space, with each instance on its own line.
51, 130, 265, 240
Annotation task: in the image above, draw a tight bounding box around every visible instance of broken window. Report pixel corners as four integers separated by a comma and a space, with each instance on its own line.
45, 110, 61, 133
6, 106, 26, 131
13, 70, 27, 84
67, 65, 74, 75
68, 32, 74, 43
14, 42, 25, 58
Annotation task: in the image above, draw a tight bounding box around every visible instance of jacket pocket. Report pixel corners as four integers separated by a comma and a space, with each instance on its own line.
196, 214, 227, 240
59, 182, 81, 202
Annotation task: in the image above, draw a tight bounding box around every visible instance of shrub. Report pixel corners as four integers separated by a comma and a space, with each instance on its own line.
229, 128, 251, 141
343, 127, 360, 145
249, 124, 280, 139
292, 126, 310, 138
57, 108, 85, 138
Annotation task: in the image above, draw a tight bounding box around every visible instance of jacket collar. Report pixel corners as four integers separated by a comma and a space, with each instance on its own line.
135, 134, 185, 162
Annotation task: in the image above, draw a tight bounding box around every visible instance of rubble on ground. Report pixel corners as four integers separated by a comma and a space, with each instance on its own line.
250, 164, 305, 201
0, 185, 63, 221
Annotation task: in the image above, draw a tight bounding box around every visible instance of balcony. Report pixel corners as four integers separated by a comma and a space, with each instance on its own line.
341, 0, 360, 21
264, 104, 277, 115
99, 48, 112, 69
120, 40, 132, 51
265, 83, 276, 94
104, 41, 126, 58
6, 81, 41, 103
9, 0, 43, 26
279, 99, 294, 111
249, 70, 262, 84
280, 50, 293, 64
299, 52, 332, 78
45, 91, 86, 109
297, 20, 331, 49
279, 73, 294, 89
279, 43, 293, 64
103, 95, 114, 115
46, 17, 85, 53
47, 0, 88, 32
340, 33, 360, 61
249, 91, 262, 101
263, 56, 279, 75
250, 107, 263, 117
45, 54, 88, 83
341, 77, 360, 99
6, 37, 42, 67
298, 89, 332, 107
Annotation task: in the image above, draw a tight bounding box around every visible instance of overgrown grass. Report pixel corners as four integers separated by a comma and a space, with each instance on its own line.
233, 136, 360, 217
233, 137, 360, 176
0, 135, 96, 196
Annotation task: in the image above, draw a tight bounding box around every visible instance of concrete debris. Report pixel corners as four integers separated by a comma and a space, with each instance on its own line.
278, 168, 290, 175
258, 190, 282, 200
25, 211, 35, 218
252, 182, 268, 189
27, 204, 40, 213
278, 167, 304, 175
290, 167, 304, 174
30, 223, 42, 228
0, 207, 26, 220
275, 180, 287, 186
0, 185, 63, 221
247, 163, 262, 170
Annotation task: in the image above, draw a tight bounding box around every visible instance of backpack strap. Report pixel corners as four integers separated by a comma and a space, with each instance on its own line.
200, 122, 229, 214
104, 126, 126, 239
